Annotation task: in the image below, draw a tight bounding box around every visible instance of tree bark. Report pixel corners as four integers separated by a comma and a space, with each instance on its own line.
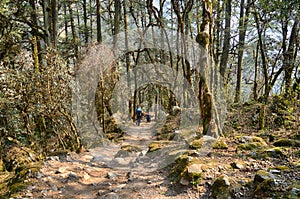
29, 0, 40, 72
96, 0, 102, 43
68, 0, 79, 59
83, 0, 89, 44
220, 0, 231, 80
51, 0, 58, 47
234, 0, 251, 103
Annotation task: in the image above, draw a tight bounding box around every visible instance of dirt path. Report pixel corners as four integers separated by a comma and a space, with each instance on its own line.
19, 123, 200, 199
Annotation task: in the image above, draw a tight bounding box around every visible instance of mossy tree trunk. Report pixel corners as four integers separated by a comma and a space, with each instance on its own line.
196, 0, 221, 137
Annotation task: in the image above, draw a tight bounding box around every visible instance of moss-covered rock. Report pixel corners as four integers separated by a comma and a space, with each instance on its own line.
254, 178, 276, 198
237, 142, 262, 151
169, 154, 211, 185
269, 165, 289, 171
169, 154, 190, 182
273, 139, 300, 147
121, 145, 141, 152
235, 136, 268, 152
211, 174, 232, 199
236, 136, 268, 146
189, 139, 204, 149
213, 138, 228, 149
148, 141, 172, 152
253, 170, 276, 198
261, 147, 287, 158
254, 170, 275, 183
186, 163, 203, 185
189, 136, 216, 150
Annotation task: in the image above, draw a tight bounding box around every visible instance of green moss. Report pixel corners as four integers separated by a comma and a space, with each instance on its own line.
253, 170, 276, 197
187, 163, 203, 185
189, 139, 204, 149
262, 147, 287, 158
121, 145, 141, 152
270, 165, 289, 171
254, 178, 275, 198
211, 174, 232, 199
237, 142, 262, 151
273, 139, 300, 147
189, 136, 216, 150
169, 154, 190, 182
148, 141, 171, 152
213, 139, 228, 149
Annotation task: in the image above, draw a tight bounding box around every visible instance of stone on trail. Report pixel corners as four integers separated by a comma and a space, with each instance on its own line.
106, 172, 119, 180
211, 174, 232, 199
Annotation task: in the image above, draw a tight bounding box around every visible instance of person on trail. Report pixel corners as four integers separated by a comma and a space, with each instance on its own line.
135, 105, 143, 126
145, 112, 151, 123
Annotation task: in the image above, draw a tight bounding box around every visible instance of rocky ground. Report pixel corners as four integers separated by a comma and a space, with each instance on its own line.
11, 118, 300, 199
13, 123, 201, 199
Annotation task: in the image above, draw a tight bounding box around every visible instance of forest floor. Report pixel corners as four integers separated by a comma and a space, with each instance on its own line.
15, 117, 300, 199
16, 122, 201, 199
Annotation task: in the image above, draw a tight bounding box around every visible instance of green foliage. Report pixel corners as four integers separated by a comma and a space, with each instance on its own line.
0, 49, 81, 155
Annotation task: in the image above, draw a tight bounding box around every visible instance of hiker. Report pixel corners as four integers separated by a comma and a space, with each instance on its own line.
145, 112, 151, 122
135, 105, 143, 126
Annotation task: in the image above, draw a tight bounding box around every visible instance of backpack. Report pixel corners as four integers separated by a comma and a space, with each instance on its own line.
136, 108, 142, 117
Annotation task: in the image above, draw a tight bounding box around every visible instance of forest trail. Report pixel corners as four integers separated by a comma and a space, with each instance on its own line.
19, 123, 200, 199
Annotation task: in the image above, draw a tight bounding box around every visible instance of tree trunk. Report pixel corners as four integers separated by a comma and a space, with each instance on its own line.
283, 19, 299, 95
42, 0, 51, 47
234, 0, 251, 103
196, 0, 221, 137
29, 0, 40, 72
254, 10, 269, 102
68, 0, 79, 59
83, 0, 89, 44
220, 0, 231, 80
96, 0, 102, 43
51, 0, 58, 47
113, 0, 121, 46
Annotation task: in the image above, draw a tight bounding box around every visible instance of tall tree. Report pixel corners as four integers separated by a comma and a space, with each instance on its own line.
196, 0, 222, 137
219, 0, 231, 80
234, 0, 251, 103
29, 0, 40, 72
51, 0, 58, 47
68, 0, 79, 59
96, 0, 102, 43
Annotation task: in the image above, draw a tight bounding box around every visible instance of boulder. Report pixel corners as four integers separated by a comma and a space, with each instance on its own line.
213, 138, 229, 149
253, 170, 276, 198
236, 136, 267, 146
261, 147, 286, 158
273, 139, 300, 147
189, 136, 216, 150
230, 161, 245, 170
236, 136, 267, 152
211, 174, 232, 199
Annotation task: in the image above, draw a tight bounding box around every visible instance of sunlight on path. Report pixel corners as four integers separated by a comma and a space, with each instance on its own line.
90, 122, 187, 172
